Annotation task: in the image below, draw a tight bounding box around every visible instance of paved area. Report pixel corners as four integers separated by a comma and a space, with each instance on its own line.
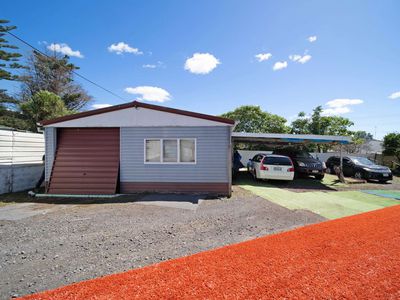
135, 193, 205, 210
0, 203, 74, 221
21, 205, 400, 300
0, 187, 324, 299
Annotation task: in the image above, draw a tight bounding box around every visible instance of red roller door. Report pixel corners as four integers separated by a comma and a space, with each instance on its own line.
48, 128, 120, 195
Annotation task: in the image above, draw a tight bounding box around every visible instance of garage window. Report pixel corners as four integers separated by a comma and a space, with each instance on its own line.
144, 138, 196, 164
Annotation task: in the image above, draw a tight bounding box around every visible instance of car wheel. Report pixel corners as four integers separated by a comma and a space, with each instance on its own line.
354, 171, 363, 179
379, 180, 388, 184
315, 174, 324, 180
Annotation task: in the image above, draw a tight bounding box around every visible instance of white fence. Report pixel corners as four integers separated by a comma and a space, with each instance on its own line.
0, 130, 45, 194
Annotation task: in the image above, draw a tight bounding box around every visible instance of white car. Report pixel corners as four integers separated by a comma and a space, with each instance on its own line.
248, 154, 295, 181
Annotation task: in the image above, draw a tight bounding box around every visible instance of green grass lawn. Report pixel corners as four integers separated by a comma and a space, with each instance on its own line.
237, 175, 399, 219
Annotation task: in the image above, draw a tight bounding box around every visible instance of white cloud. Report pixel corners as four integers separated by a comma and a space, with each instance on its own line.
326, 98, 363, 108
388, 91, 400, 100
255, 53, 272, 62
272, 61, 288, 71
308, 36, 317, 43
47, 43, 83, 58
143, 64, 157, 69
322, 107, 351, 116
298, 55, 312, 64
184, 53, 220, 74
92, 104, 113, 109
289, 54, 301, 62
289, 54, 312, 64
124, 86, 171, 102
142, 61, 164, 69
322, 98, 363, 115
108, 42, 143, 55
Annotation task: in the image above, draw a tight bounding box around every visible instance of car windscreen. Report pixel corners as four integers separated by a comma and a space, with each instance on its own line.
351, 157, 374, 166
263, 156, 292, 166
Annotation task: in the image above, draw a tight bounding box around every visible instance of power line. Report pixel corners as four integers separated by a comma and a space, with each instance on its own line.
6, 31, 127, 101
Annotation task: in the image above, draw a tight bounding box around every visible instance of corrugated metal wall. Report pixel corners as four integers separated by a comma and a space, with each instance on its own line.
0, 130, 44, 165
120, 126, 230, 183
48, 128, 120, 194
0, 129, 45, 194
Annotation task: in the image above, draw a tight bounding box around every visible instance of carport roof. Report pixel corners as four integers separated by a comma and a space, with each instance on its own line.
232, 132, 351, 144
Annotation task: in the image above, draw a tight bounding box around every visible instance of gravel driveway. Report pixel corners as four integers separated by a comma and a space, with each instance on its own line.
0, 187, 325, 298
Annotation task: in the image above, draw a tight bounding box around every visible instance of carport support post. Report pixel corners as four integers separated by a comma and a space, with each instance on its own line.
339, 143, 346, 183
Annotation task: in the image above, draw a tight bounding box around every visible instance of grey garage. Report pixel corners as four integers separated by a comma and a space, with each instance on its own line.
42, 101, 235, 196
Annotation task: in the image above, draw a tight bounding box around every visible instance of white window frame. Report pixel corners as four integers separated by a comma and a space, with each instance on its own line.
144, 138, 197, 165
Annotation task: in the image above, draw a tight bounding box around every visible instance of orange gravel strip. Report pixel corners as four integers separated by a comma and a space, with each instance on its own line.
21, 205, 400, 299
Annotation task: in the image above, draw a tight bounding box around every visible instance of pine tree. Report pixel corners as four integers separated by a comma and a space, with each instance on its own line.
0, 19, 29, 130
0, 19, 25, 82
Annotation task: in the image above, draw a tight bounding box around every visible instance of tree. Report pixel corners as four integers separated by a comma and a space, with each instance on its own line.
291, 111, 310, 134
0, 20, 25, 82
291, 106, 354, 136
221, 105, 289, 133
353, 131, 373, 141
0, 20, 29, 130
290, 106, 354, 151
19, 91, 71, 132
321, 116, 354, 136
308, 106, 324, 135
0, 90, 30, 130
20, 50, 91, 110
383, 132, 400, 161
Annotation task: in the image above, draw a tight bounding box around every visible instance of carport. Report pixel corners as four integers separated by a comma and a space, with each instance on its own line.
231, 132, 352, 169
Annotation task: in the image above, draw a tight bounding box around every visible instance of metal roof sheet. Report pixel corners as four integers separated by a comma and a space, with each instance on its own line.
232, 132, 351, 144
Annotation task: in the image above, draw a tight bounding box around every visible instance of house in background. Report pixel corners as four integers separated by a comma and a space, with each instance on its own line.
359, 139, 383, 155
42, 101, 234, 196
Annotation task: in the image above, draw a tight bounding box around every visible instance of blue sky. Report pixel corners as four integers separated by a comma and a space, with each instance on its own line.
3, 0, 399, 138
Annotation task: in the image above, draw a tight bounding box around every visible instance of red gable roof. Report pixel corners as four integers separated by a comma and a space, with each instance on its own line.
41, 101, 235, 126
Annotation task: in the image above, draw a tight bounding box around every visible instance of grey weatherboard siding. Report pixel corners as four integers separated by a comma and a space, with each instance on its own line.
44, 127, 56, 182
120, 126, 230, 183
